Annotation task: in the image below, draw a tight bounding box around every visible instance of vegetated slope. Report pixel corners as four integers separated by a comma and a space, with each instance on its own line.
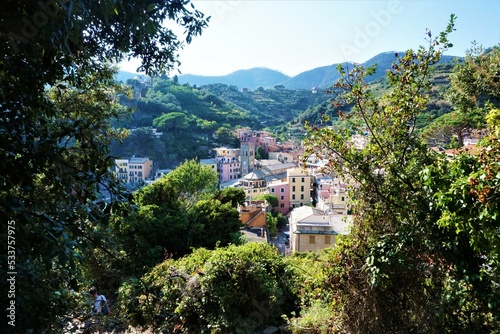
112, 77, 260, 167
282, 52, 457, 89
288, 61, 457, 130
198, 83, 331, 129
178, 67, 291, 90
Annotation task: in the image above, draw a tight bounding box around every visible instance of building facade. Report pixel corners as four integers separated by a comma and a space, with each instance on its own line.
266, 180, 290, 214
216, 156, 241, 183
289, 206, 351, 253
114, 157, 153, 185
287, 168, 312, 209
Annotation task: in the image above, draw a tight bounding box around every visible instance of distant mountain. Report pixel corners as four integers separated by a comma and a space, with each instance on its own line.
176, 52, 459, 91
282, 52, 458, 89
178, 68, 290, 90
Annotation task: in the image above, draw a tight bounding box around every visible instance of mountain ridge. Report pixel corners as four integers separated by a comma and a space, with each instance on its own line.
176, 51, 459, 90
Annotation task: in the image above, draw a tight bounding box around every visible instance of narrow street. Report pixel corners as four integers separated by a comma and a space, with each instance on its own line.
271, 224, 290, 255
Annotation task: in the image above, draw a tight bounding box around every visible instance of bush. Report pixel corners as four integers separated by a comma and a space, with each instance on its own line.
118, 243, 300, 333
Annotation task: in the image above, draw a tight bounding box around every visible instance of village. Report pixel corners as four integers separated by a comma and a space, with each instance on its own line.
111, 125, 484, 256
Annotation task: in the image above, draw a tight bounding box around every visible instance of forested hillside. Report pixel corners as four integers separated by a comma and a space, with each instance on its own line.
290, 61, 457, 128
111, 78, 331, 166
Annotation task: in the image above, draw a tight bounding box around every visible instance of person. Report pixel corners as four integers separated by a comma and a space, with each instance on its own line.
89, 287, 110, 316
85, 287, 111, 333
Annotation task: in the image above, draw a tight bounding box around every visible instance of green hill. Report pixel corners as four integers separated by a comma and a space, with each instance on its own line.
178, 67, 290, 90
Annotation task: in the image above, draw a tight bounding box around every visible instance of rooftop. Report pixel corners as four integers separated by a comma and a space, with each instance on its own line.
129, 157, 150, 164
200, 158, 216, 164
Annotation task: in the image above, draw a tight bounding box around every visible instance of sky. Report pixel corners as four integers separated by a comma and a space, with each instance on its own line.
120, 0, 500, 77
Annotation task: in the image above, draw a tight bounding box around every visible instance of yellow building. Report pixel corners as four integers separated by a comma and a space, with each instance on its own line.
287, 168, 311, 209
289, 206, 351, 253
115, 159, 129, 183
200, 158, 217, 173
128, 157, 153, 185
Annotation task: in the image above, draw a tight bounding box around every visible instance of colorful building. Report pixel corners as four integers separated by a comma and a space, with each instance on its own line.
287, 168, 312, 209
266, 180, 290, 214
216, 156, 241, 183
289, 206, 351, 253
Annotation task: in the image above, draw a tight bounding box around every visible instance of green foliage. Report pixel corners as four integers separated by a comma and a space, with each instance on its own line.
421, 109, 484, 146
216, 187, 247, 207
117, 243, 299, 333
255, 146, 269, 160
113, 77, 261, 166
301, 16, 498, 333
110, 160, 242, 273
1, 1, 207, 330
200, 83, 331, 129
152, 112, 190, 136
254, 194, 279, 210
215, 126, 240, 147
420, 107, 500, 327
266, 212, 278, 237
421, 46, 499, 147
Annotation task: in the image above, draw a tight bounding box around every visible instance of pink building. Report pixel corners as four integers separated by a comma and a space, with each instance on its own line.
267, 180, 290, 214
238, 129, 273, 147
260, 136, 276, 147
216, 156, 241, 183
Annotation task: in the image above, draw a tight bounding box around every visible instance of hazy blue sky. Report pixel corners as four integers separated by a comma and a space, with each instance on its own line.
120, 0, 500, 76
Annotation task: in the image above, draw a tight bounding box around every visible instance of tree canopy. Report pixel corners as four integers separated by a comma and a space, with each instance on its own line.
302, 16, 500, 332
1, 1, 208, 331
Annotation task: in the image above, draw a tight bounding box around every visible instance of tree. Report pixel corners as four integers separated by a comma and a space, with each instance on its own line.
421, 109, 483, 146
421, 46, 500, 147
153, 112, 191, 137
300, 16, 498, 332
1, 1, 208, 331
158, 159, 219, 210
447, 44, 500, 113
189, 198, 243, 248
119, 243, 298, 333
254, 194, 279, 211
110, 160, 220, 272
266, 213, 278, 237
216, 187, 246, 207
215, 126, 239, 147
255, 146, 269, 160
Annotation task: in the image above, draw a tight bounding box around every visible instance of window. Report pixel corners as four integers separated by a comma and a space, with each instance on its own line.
341, 196, 345, 202
301, 186, 304, 191
280, 203, 284, 208
292, 194, 295, 200
325, 236, 331, 244
300, 194, 304, 200
292, 177, 296, 183
280, 196, 284, 200
301, 177, 305, 182
292, 186, 296, 191
309, 236, 315, 244
280, 188, 284, 193
271, 188, 275, 193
